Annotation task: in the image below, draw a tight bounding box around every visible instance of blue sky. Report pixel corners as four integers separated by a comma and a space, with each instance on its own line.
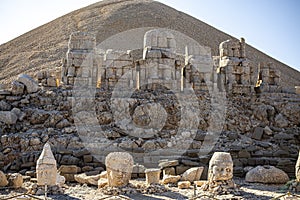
0, 0, 299, 71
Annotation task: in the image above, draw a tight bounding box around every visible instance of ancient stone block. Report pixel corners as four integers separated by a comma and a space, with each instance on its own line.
162, 175, 181, 184
145, 168, 161, 185
252, 127, 264, 140
158, 160, 179, 168
17, 74, 38, 93
181, 167, 204, 182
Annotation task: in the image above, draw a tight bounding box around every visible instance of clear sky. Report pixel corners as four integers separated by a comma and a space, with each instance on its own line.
0, 0, 299, 71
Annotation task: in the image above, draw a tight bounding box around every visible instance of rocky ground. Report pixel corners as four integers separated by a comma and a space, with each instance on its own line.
0, 178, 299, 200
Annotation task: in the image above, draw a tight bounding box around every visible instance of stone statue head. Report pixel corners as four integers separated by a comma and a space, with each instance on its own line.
105, 152, 134, 187
208, 152, 233, 181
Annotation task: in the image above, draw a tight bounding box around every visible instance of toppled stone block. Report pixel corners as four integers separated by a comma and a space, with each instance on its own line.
162, 175, 181, 184
74, 173, 99, 186
181, 167, 204, 182
17, 74, 39, 93
0, 111, 18, 125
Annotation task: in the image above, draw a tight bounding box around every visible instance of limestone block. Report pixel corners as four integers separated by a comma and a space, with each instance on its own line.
163, 167, 175, 176
181, 167, 204, 182
11, 81, 25, 95
0, 170, 8, 187
58, 165, 78, 174
17, 74, 38, 93
159, 160, 179, 168
178, 181, 191, 189
194, 180, 206, 187
145, 168, 161, 185
251, 127, 264, 140
36, 143, 57, 186
162, 175, 180, 184
245, 165, 289, 184
0, 111, 18, 125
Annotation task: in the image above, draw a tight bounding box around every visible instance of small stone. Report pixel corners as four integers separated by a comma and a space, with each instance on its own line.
263, 126, 273, 135
252, 127, 264, 140
238, 149, 251, 158
194, 180, 206, 187
178, 181, 191, 189
98, 178, 108, 188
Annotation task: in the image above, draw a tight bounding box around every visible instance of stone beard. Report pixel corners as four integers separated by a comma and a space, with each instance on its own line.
105, 152, 134, 187
202, 152, 237, 194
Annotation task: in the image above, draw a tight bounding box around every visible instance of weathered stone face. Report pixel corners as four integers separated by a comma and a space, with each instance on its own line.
105, 152, 133, 187
208, 152, 233, 181
202, 152, 237, 194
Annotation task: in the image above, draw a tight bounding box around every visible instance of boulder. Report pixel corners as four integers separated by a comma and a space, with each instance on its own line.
0, 170, 8, 187
8, 173, 23, 188
0, 111, 18, 125
17, 74, 38, 93
245, 165, 289, 184
181, 167, 204, 182
162, 175, 181, 184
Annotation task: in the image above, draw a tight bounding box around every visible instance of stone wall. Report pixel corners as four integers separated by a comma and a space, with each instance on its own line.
0, 84, 299, 178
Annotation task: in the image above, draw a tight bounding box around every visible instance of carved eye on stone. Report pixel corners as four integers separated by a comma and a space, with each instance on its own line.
226, 168, 231, 172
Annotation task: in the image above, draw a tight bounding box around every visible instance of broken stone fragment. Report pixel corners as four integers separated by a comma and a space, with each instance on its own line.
8, 173, 23, 188
0, 111, 18, 125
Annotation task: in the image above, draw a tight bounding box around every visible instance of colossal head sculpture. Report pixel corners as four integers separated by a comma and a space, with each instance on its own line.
105, 152, 134, 187
208, 152, 233, 181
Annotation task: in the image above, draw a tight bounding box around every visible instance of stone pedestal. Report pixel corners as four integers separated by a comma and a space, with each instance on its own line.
145, 168, 161, 185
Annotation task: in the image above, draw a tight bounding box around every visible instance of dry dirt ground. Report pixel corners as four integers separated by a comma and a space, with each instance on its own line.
0, 178, 299, 200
